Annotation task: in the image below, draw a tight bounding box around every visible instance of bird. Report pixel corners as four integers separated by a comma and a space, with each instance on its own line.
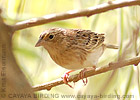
35, 27, 118, 87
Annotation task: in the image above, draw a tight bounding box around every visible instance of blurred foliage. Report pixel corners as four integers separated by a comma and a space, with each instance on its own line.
0, 0, 140, 100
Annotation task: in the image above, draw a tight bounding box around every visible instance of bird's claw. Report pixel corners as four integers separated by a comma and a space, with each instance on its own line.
62, 70, 74, 88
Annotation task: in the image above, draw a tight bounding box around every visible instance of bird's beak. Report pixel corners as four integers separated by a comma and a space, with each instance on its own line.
35, 39, 42, 47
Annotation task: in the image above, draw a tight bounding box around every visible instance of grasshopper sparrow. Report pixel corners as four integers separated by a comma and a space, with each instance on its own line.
35, 28, 118, 87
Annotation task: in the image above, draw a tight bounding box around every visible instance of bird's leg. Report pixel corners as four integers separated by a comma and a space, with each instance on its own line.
79, 66, 96, 85
62, 70, 74, 88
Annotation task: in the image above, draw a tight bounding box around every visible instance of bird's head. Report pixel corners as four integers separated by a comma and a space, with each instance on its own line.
35, 28, 67, 51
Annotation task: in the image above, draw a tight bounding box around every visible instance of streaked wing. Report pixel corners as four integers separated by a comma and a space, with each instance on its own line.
67, 29, 105, 51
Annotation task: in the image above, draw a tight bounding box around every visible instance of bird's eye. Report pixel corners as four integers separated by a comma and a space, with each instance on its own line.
49, 35, 54, 40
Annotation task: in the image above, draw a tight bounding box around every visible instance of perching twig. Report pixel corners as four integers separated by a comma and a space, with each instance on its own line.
12, 0, 140, 31
33, 56, 140, 91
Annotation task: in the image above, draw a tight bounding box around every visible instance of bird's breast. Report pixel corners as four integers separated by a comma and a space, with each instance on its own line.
47, 47, 87, 70
47, 45, 105, 70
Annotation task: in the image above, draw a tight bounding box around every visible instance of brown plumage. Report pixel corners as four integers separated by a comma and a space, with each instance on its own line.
35, 28, 117, 70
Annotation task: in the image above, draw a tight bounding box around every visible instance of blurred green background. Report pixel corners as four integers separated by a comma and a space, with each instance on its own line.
0, 0, 140, 100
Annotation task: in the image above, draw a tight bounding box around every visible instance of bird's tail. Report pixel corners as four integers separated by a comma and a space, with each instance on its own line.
104, 44, 119, 49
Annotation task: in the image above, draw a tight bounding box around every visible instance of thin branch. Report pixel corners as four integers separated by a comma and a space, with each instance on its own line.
12, 0, 140, 31
33, 56, 140, 91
